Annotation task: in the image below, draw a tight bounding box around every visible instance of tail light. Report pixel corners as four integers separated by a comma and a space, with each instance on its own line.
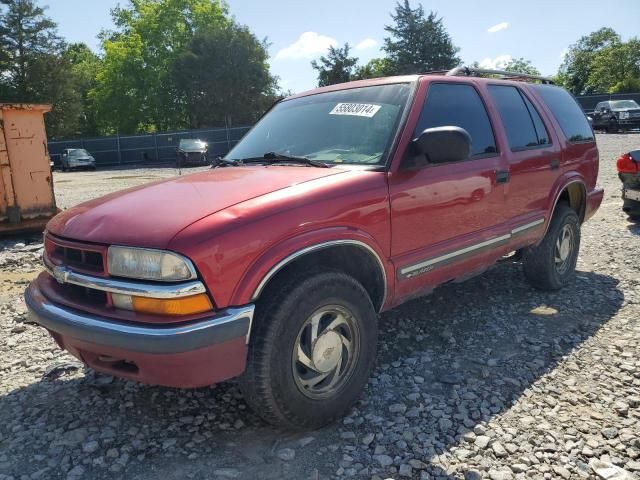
617, 153, 639, 174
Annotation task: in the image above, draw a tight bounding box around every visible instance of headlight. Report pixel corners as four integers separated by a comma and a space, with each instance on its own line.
619, 112, 629, 119
107, 246, 196, 281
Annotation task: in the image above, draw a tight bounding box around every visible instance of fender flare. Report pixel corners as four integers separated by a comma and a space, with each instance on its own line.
541, 174, 587, 239
230, 227, 391, 312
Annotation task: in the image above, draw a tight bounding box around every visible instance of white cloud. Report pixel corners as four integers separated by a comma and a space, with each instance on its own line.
559, 47, 569, 60
275, 32, 337, 60
488, 22, 509, 33
354, 38, 378, 51
479, 54, 513, 69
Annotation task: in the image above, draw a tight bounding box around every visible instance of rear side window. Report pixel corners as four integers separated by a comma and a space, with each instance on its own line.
416, 83, 497, 157
488, 85, 549, 150
533, 85, 594, 143
522, 94, 550, 146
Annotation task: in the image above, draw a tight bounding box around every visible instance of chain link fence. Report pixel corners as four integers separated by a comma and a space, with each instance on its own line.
47, 125, 252, 168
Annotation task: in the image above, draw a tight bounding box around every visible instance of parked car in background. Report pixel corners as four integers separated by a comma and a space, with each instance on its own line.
177, 139, 209, 166
61, 149, 96, 171
590, 100, 640, 133
617, 150, 640, 220
26, 68, 603, 430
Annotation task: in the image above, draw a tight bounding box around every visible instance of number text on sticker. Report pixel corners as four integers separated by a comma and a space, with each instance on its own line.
329, 103, 381, 118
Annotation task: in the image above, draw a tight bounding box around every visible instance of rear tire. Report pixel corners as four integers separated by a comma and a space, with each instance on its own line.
523, 204, 580, 291
239, 269, 378, 430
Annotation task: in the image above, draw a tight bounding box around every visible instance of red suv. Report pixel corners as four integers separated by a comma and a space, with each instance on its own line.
26, 67, 603, 430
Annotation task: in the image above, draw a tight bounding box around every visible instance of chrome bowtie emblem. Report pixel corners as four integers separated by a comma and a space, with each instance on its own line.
52, 265, 68, 284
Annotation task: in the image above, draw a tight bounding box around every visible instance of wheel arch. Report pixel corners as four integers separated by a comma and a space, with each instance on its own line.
235, 235, 390, 313
542, 177, 587, 239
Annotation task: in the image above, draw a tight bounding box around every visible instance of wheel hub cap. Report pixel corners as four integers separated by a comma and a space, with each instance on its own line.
554, 224, 574, 273
292, 305, 360, 399
311, 331, 342, 373
559, 237, 571, 261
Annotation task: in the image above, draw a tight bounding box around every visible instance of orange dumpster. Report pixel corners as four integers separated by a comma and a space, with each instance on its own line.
0, 103, 58, 235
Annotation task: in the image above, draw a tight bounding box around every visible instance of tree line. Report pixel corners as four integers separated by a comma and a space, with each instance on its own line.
0, 0, 278, 138
1, 0, 638, 140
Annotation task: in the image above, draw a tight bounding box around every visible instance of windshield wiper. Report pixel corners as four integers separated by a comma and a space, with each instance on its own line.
214, 157, 240, 167
220, 152, 330, 168
263, 152, 330, 168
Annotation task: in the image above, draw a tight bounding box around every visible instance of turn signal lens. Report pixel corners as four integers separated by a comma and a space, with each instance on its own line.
617, 153, 639, 174
132, 294, 213, 315
112, 293, 213, 315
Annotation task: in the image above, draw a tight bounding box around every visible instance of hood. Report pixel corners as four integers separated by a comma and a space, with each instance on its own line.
48, 166, 348, 249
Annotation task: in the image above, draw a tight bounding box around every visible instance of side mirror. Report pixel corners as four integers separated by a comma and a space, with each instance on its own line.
412, 126, 472, 164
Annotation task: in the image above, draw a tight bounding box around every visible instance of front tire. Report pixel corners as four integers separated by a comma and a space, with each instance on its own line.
523, 204, 580, 291
239, 270, 378, 430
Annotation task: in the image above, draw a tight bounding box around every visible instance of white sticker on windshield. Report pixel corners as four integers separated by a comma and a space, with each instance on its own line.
329, 103, 381, 118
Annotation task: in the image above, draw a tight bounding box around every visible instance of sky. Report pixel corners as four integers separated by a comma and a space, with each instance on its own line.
46, 0, 640, 93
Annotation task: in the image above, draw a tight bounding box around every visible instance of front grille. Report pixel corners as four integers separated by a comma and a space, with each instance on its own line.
45, 234, 106, 275
58, 282, 108, 306
54, 246, 103, 272
44, 234, 110, 308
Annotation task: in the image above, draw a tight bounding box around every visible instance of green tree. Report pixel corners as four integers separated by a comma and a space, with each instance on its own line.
172, 22, 278, 128
311, 44, 358, 87
383, 0, 460, 75
0, 0, 87, 138
586, 38, 640, 93
60, 43, 102, 136
0, 0, 61, 99
558, 27, 621, 95
503, 57, 541, 76
354, 57, 393, 80
92, 0, 230, 133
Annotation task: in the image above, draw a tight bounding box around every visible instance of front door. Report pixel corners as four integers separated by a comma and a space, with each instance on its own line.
389, 81, 510, 303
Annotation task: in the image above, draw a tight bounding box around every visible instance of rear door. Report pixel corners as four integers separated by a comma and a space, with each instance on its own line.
388, 81, 510, 301
486, 84, 559, 237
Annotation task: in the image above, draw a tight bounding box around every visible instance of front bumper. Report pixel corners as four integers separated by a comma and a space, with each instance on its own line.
617, 118, 640, 129
25, 280, 255, 387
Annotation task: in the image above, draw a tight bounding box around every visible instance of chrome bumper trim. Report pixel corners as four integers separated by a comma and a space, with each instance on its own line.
26, 282, 255, 353
44, 260, 206, 299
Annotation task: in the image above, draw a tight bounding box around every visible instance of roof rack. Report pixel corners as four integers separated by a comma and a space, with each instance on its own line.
445, 66, 555, 84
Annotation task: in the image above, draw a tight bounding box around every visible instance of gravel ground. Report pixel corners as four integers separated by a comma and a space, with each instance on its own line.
1, 134, 639, 480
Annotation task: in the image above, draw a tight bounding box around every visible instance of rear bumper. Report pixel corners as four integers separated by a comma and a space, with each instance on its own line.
585, 187, 604, 222
25, 280, 254, 387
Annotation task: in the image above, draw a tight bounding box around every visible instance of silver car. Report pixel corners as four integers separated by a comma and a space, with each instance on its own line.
61, 149, 97, 171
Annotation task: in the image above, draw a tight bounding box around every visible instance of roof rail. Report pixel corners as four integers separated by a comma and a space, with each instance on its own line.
445, 66, 555, 85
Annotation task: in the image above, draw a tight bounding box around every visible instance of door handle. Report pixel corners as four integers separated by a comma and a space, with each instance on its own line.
495, 170, 510, 184
550, 158, 560, 170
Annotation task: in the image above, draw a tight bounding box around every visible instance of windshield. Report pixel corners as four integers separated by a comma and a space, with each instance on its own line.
179, 139, 207, 150
610, 100, 640, 109
226, 83, 412, 165
69, 149, 89, 157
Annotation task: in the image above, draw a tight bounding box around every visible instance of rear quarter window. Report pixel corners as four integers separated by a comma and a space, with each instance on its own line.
533, 85, 594, 143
